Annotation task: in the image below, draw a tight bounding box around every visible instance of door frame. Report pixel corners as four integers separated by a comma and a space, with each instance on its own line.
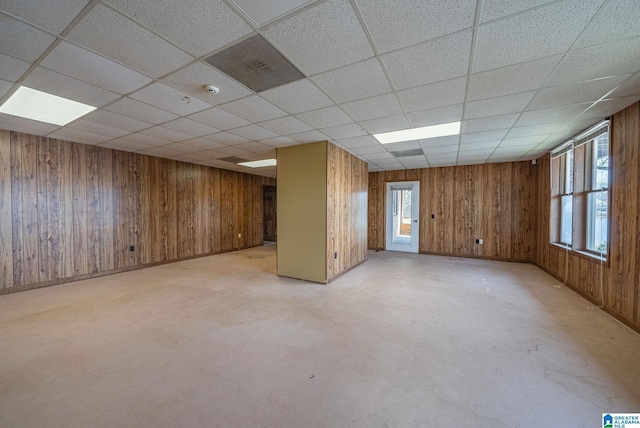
385, 181, 420, 253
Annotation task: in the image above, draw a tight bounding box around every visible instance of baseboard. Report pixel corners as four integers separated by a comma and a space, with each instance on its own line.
328, 257, 368, 283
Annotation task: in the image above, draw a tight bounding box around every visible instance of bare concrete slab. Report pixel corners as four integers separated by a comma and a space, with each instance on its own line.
1, 244, 639, 427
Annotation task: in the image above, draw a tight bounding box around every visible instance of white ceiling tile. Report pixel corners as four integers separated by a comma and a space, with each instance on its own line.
460, 129, 508, 143
516, 104, 590, 126
468, 55, 562, 100
506, 123, 563, 138
426, 152, 458, 160
214, 146, 251, 156
341, 93, 403, 122
285, 130, 329, 143
0, 113, 60, 136
235, 142, 273, 153
399, 155, 428, 164
359, 114, 411, 134
259, 137, 297, 148
457, 146, 495, 155
159, 142, 204, 154
181, 138, 225, 150
138, 146, 183, 157
464, 91, 536, 120
351, 144, 387, 155
23, 67, 121, 107
544, 37, 640, 87
492, 146, 531, 155
311, 58, 392, 103
480, 0, 556, 23
67, 4, 193, 78
98, 139, 153, 152
163, 62, 253, 105
0, 14, 56, 62
131, 82, 212, 116
0, 52, 30, 82
49, 127, 111, 145
487, 155, 521, 163
355, 0, 476, 54
220, 95, 288, 122
336, 135, 378, 149
457, 157, 489, 165
204, 131, 250, 145
162, 117, 220, 137
261, 79, 334, 114
384, 140, 421, 151
139, 126, 192, 142
500, 135, 550, 147
320, 123, 366, 139
41, 42, 152, 94
263, 0, 374, 75
383, 30, 472, 90
296, 106, 352, 128
407, 104, 463, 128
68, 119, 130, 138
84, 109, 153, 133
396, 77, 467, 112
228, 124, 278, 141
106, 97, 179, 124
365, 152, 395, 161
527, 75, 629, 110
0, 80, 13, 98
124, 132, 171, 147
611, 73, 640, 98
581, 96, 640, 120
419, 135, 460, 148
425, 160, 453, 167
462, 114, 519, 133
105, 0, 252, 56
422, 143, 458, 154
260, 116, 312, 135
573, 0, 640, 49
171, 153, 212, 163
459, 140, 501, 150
0, 0, 91, 33
229, 0, 318, 27
188, 107, 250, 130
473, 0, 604, 72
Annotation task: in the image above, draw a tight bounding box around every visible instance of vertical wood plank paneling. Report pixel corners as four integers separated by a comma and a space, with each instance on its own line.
72, 143, 88, 276
86, 146, 102, 273
60, 141, 74, 279
20, 134, 39, 284
10, 132, 24, 285
36, 137, 50, 282
0, 130, 12, 289
211, 168, 221, 254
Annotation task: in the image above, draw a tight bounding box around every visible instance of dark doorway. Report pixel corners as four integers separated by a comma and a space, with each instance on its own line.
263, 185, 277, 242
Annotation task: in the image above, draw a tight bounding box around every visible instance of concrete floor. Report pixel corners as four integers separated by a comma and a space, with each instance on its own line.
1, 244, 639, 427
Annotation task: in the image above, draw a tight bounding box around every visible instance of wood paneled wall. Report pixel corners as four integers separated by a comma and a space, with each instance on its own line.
326, 143, 368, 281
534, 102, 640, 333
368, 162, 536, 261
0, 130, 275, 294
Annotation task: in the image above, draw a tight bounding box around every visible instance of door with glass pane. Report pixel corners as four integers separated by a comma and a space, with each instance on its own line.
386, 181, 419, 253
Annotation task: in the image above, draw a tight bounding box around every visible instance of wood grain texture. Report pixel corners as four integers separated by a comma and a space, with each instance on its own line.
368, 162, 535, 261
1, 130, 275, 294
326, 143, 368, 281
0, 130, 12, 289
534, 101, 640, 333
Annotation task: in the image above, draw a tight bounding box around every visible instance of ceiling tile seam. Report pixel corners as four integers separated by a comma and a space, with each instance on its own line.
255, 0, 332, 31
220, 0, 262, 31
0, 0, 104, 106
568, 0, 615, 50
99, 2, 197, 61
478, 0, 567, 27
455, 0, 484, 166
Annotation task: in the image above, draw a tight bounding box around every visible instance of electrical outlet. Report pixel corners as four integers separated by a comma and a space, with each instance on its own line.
129, 245, 134, 252
476, 239, 483, 244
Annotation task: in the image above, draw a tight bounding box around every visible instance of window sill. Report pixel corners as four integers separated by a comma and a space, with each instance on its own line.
549, 243, 609, 266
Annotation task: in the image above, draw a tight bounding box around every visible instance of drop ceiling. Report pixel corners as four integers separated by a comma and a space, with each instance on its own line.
1, 0, 640, 178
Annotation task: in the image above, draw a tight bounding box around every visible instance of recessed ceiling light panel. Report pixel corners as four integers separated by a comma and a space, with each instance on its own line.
238, 159, 277, 168
374, 121, 461, 144
0, 86, 96, 126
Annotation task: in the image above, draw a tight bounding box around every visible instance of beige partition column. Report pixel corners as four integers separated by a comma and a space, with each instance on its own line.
277, 141, 328, 283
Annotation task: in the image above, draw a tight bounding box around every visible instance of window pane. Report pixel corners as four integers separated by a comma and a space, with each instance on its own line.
565, 150, 574, 193
587, 190, 608, 253
561, 194, 573, 245
593, 133, 609, 189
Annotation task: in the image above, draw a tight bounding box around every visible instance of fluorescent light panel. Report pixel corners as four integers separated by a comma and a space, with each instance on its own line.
374, 121, 461, 144
0, 86, 96, 126
238, 159, 277, 168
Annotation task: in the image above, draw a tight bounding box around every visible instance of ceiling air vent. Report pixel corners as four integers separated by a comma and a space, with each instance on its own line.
205, 34, 305, 92
390, 149, 425, 158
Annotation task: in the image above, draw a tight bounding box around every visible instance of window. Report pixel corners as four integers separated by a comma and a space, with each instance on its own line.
550, 121, 610, 258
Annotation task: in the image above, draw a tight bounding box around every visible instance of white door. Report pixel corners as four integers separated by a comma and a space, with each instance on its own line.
386, 181, 419, 253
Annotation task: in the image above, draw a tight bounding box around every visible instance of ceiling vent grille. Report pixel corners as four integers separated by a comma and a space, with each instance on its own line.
205, 34, 305, 92
390, 149, 425, 158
